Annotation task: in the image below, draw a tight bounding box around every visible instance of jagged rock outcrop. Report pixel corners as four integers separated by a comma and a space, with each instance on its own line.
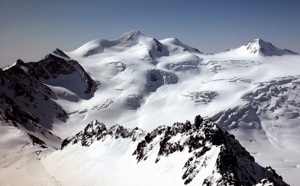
194, 115, 203, 129
61, 120, 146, 149
27, 48, 98, 96
0, 59, 67, 127
0, 59, 63, 147
61, 116, 288, 185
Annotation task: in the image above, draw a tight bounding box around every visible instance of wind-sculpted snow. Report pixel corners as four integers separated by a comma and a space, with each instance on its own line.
60, 116, 287, 185
243, 76, 300, 142
211, 103, 262, 130
212, 76, 300, 147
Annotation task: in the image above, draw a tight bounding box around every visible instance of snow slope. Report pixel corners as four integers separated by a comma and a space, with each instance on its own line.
1, 30, 300, 185
0, 121, 58, 186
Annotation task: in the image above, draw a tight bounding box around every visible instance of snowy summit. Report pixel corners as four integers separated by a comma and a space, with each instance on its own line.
222, 38, 298, 57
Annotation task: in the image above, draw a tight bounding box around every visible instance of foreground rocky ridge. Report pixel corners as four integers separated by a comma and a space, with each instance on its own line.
61, 116, 288, 185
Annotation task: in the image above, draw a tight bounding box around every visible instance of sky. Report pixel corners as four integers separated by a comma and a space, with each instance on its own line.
1, 0, 300, 67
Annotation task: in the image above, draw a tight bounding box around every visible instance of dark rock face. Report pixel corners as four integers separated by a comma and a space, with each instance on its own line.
153, 38, 163, 52
61, 117, 288, 185
52, 48, 70, 58
27, 49, 98, 95
0, 60, 67, 129
28, 54, 76, 79
0, 49, 98, 128
61, 120, 145, 149
28, 134, 47, 148
194, 115, 203, 129
0, 48, 99, 147
0, 61, 63, 147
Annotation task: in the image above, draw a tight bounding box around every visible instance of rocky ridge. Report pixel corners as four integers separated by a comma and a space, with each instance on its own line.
61, 115, 288, 185
0, 49, 99, 147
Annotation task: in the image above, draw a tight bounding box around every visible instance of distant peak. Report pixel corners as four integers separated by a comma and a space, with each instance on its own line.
121, 30, 143, 40
172, 37, 180, 42
242, 38, 297, 56
247, 39, 275, 49
249, 38, 268, 45
253, 38, 262, 42
52, 48, 70, 59
52, 48, 64, 54
128, 30, 142, 35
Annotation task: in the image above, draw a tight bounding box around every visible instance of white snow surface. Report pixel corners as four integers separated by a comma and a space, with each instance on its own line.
0, 122, 57, 186
1, 31, 300, 185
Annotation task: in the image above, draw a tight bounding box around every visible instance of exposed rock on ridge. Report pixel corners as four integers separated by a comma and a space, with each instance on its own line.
0, 49, 99, 147
61, 120, 145, 148
27, 48, 98, 95
61, 116, 288, 185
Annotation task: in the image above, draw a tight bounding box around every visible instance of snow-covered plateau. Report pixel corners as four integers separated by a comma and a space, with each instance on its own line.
0, 30, 299, 185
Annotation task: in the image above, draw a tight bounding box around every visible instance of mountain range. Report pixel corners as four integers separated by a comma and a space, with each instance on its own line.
0, 30, 299, 185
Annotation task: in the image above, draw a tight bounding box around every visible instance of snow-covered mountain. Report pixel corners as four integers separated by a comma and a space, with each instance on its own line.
72, 30, 201, 59
0, 49, 98, 147
1, 30, 300, 185
221, 38, 298, 57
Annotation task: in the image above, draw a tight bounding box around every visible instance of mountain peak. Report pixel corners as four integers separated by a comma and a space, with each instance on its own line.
253, 38, 265, 42
120, 30, 144, 41
250, 38, 272, 47
52, 48, 70, 59
242, 38, 298, 56
16, 59, 26, 66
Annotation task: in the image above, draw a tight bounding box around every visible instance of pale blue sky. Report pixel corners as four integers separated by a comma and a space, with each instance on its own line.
1, 0, 300, 67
